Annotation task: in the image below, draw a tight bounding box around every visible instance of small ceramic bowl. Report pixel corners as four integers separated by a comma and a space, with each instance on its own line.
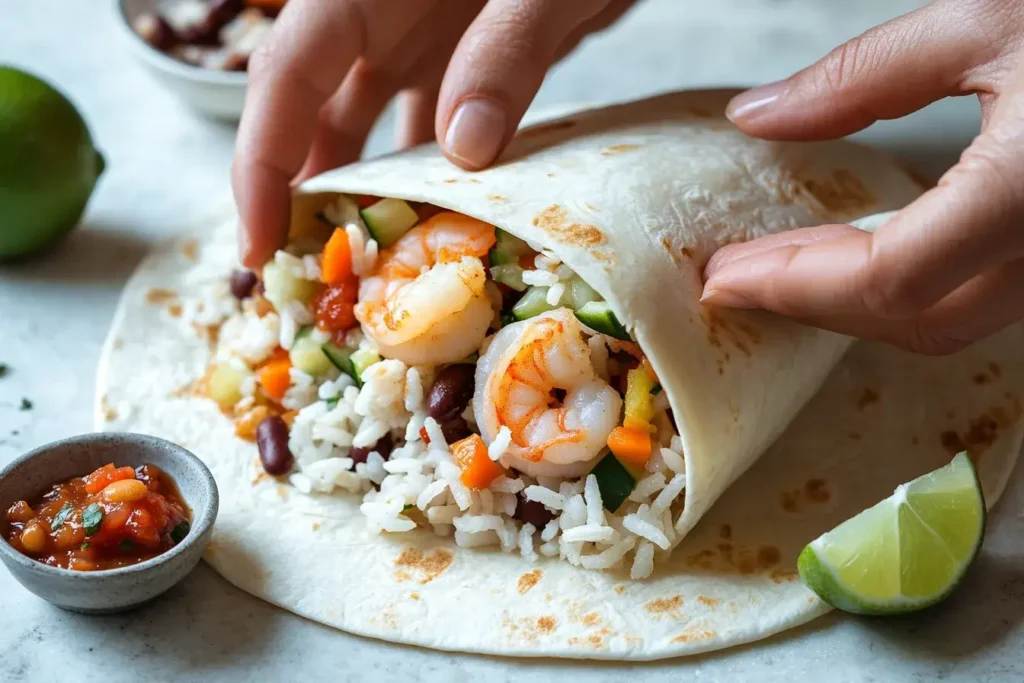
0, 433, 218, 614
113, 0, 248, 120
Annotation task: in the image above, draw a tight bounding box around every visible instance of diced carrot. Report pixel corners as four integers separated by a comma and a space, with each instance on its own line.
607, 426, 652, 469
451, 435, 504, 490
84, 464, 137, 494
258, 356, 292, 402
320, 228, 353, 285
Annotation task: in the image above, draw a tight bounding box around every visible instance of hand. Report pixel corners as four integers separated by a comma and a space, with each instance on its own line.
233, 0, 634, 268
702, 0, 1024, 355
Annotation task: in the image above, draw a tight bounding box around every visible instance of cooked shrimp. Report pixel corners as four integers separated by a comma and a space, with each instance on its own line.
474, 308, 623, 478
355, 211, 497, 365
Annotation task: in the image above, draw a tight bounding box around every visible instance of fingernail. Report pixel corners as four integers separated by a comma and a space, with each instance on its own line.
726, 81, 787, 123
700, 289, 758, 309
444, 98, 507, 169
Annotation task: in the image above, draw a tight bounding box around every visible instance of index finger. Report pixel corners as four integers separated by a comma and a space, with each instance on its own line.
233, 0, 367, 268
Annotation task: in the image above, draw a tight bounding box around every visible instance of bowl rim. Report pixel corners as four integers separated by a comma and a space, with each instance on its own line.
112, 0, 250, 87
0, 432, 219, 579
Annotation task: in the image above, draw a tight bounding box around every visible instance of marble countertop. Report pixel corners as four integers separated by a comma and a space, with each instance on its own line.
3, 1, 1023, 681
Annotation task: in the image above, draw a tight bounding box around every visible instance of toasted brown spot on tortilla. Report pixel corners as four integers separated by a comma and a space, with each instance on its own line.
857, 388, 879, 409
681, 247, 694, 259
393, 570, 412, 582
517, 569, 542, 595
531, 204, 606, 247
805, 478, 830, 503
167, 302, 183, 318
523, 119, 577, 137
601, 144, 641, 155
673, 627, 717, 644
719, 524, 732, 539
802, 169, 876, 215
758, 546, 781, 569
537, 616, 557, 633
687, 549, 717, 571
687, 106, 714, 118
146, 288, 177, 304
940, 396, 1024, 457
770, 569, 799, 584
738, 555, 757, 575
717, 543, 734, 564
546, 172, 555, 178
99, 395, 119, 423
974, 373, 990, 385
941, 431, 967, 455
182, 239, 199, 261
848, 432, 862, 441
582, 612, 601, 627
645, 595, 683, 614
444, 178, 457, 184
989, 362, 1002, 377
780, 489, 801, 513
703, 308, 760, 355
310, 521, 321, 531
488, 194, 508, 202
716, 359, 725, 375
394, 547, 454, 584
912, 435, 920, 445
613, 585, 626, 595
697, 596, 721, 609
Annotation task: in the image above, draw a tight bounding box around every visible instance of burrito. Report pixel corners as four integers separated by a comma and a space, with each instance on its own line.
94, 90, 1024, 658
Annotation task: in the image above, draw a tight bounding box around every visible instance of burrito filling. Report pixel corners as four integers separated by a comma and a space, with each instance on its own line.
191, 194, 685, 578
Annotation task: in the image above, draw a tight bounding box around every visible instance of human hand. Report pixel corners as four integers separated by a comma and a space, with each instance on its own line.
232, 0, 634, 268
703, 0, 1024, 355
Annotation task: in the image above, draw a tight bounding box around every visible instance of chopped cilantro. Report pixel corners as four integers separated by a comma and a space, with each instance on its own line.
170, 521, 190, 544
19, 398, 32, 411
0, 364, 8, 377
51, 503, 74, 530
82, 503, 103, 536
80, 542, 90, 551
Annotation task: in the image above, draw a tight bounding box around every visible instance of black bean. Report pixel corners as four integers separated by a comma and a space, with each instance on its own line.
349, 434, 393, 466
256, 416, 293, 475
229, 269, 258, 299
514, 493, 554, 528
439, 416, 472, 444
207, 0, 244, 29
135, 14, 177, 52
427, 364, 476, 422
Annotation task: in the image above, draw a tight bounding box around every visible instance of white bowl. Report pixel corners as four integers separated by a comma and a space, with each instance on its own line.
113, 0, 248, 121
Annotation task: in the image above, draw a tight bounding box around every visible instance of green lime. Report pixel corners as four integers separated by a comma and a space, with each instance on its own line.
798, 452, 985, 615
0, 66, 105, 260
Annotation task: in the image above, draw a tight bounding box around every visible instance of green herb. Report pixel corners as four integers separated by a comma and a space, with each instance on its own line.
402, 504, 414, 511
652, 384, 662, 395
51, 503, 74, 530
19, 398, 32, 411
80, 542, 90, 551
170, 521, 190, 543
119, 539, 135, 552
0, 364, 9, 377
82, 503, 103, 536
325, 398, 339, 409
500, 312, 516, 328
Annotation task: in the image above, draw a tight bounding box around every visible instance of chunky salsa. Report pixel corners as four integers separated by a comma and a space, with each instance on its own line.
2, 463, 191, 571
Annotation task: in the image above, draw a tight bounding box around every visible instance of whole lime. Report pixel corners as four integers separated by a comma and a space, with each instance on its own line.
0, 66, 105, 260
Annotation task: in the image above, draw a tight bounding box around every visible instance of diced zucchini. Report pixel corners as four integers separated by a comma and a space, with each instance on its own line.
574, 301, 630, 340
360, 198, 419, 247
489, 229, 532, 266
261, 261, 321, 312
490, 264, 527, 291
290, 333, 333, 376
624, 368, 657, 430
591, 451, 637, 512
351, 348, 382, 378
208, 362, 253, 410
566, 275, 601, 310
322, 342, 360, 386
652, 383, 662, 395
512, 286, 556, 321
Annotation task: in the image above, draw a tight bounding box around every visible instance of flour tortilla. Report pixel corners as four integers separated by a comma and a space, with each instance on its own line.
95, 90, 1024, 659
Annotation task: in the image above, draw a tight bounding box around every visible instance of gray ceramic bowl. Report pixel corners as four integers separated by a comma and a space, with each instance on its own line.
113, 0, 248, 120
0, 433, 218, 614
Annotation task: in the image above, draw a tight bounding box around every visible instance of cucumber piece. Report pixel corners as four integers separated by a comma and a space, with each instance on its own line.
512, 286, 556, 321
489, 229, 532, 266
591, 451, 637, 512
322, 342, 360, 386
566, 275, 601, 310
490, 264, 527, 291
261, 261, 321, 312
351, 348, 382, 378
290, 334, 333, 377
574, 301, 630, 340
208, 362, 253, 411
360, 198, 419, 247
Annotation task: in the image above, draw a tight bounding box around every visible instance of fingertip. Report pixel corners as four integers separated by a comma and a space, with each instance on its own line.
441, 97, 509, 170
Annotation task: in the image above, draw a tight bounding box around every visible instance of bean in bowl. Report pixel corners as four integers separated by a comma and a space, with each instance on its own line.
132, 0, 285, 72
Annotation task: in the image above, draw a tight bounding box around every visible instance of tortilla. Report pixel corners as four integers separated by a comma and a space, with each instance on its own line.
95, 90, 1023, 659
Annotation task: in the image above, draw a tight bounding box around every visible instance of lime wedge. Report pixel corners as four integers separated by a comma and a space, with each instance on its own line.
798, 452, 985, 615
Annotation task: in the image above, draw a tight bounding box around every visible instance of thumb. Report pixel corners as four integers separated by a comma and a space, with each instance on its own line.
435, 0, 615, 170
725, 1, 976, 141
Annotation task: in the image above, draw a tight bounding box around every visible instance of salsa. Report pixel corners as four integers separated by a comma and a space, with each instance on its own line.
1, 463, 191, 571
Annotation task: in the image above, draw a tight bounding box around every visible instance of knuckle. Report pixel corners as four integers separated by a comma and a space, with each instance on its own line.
899, 324, 971, 356
857, 269, 924, 320
815, 35, 873, 96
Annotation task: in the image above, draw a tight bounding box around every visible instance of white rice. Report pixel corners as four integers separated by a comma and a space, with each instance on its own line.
581, 536, 637, 570
524, 485, 566, 511
546, 282, 565, 306
561, 524, 615, 544
519, 523, 538, 561
631, 540, 656, 579
488, 426, 512, 462
424, 417, 448, 452
623, 513, 671, 550
584, 474, 605, 526
660, 447, 686, 474
521, 269, 559, 287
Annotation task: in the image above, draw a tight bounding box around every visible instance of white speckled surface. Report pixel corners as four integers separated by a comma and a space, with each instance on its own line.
3, 0, 1023, 681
